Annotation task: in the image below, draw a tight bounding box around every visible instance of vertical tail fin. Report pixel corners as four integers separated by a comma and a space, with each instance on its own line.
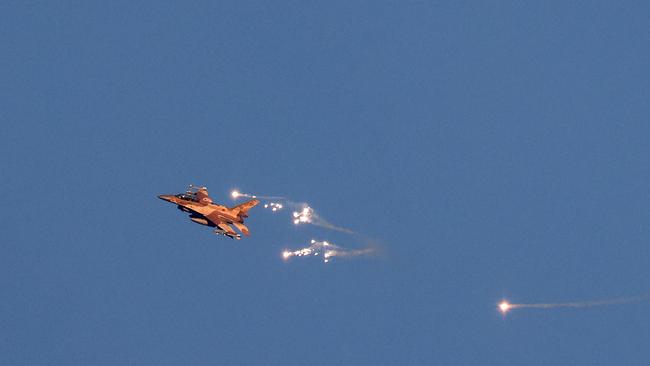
230, 199, 260, 218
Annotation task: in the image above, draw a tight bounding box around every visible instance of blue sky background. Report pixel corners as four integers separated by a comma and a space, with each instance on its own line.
1, 1, 649, 365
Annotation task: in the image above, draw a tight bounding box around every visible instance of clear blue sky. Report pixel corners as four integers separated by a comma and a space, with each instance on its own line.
2, 1, 649, 365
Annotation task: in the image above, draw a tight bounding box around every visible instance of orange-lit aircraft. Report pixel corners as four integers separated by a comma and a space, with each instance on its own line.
158, 185, 259, 240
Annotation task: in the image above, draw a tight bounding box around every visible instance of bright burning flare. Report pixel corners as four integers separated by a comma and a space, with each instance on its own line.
231, 190, 240, 199
499, 301, 511, 314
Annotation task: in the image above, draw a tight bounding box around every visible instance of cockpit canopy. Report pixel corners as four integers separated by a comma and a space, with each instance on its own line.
174, 185, 211, 203
175, 193, 198, 202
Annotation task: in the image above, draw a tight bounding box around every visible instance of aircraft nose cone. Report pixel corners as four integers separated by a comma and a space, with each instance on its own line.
158, 194, 173, 202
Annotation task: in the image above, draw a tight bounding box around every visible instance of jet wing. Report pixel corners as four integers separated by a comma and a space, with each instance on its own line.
232, 222, 251, 236
216, 222, 236, 235
215, 222, 241, 239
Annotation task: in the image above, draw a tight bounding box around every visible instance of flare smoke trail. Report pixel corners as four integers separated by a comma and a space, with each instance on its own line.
499, 294, 650, 314
282, 239, 374, 263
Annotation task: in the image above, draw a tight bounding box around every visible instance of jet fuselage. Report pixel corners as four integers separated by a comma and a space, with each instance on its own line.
158, 186, 260, 240
158, 194, 242, 225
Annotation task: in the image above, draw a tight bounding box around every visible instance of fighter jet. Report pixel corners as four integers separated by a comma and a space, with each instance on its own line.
158, 185, 259, 240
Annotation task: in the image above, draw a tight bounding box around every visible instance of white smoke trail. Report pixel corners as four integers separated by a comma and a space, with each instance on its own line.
282, 239, 374, 263
499, 294, 650, 314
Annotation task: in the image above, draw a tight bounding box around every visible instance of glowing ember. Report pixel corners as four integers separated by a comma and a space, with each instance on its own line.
499, 301, 511, 313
